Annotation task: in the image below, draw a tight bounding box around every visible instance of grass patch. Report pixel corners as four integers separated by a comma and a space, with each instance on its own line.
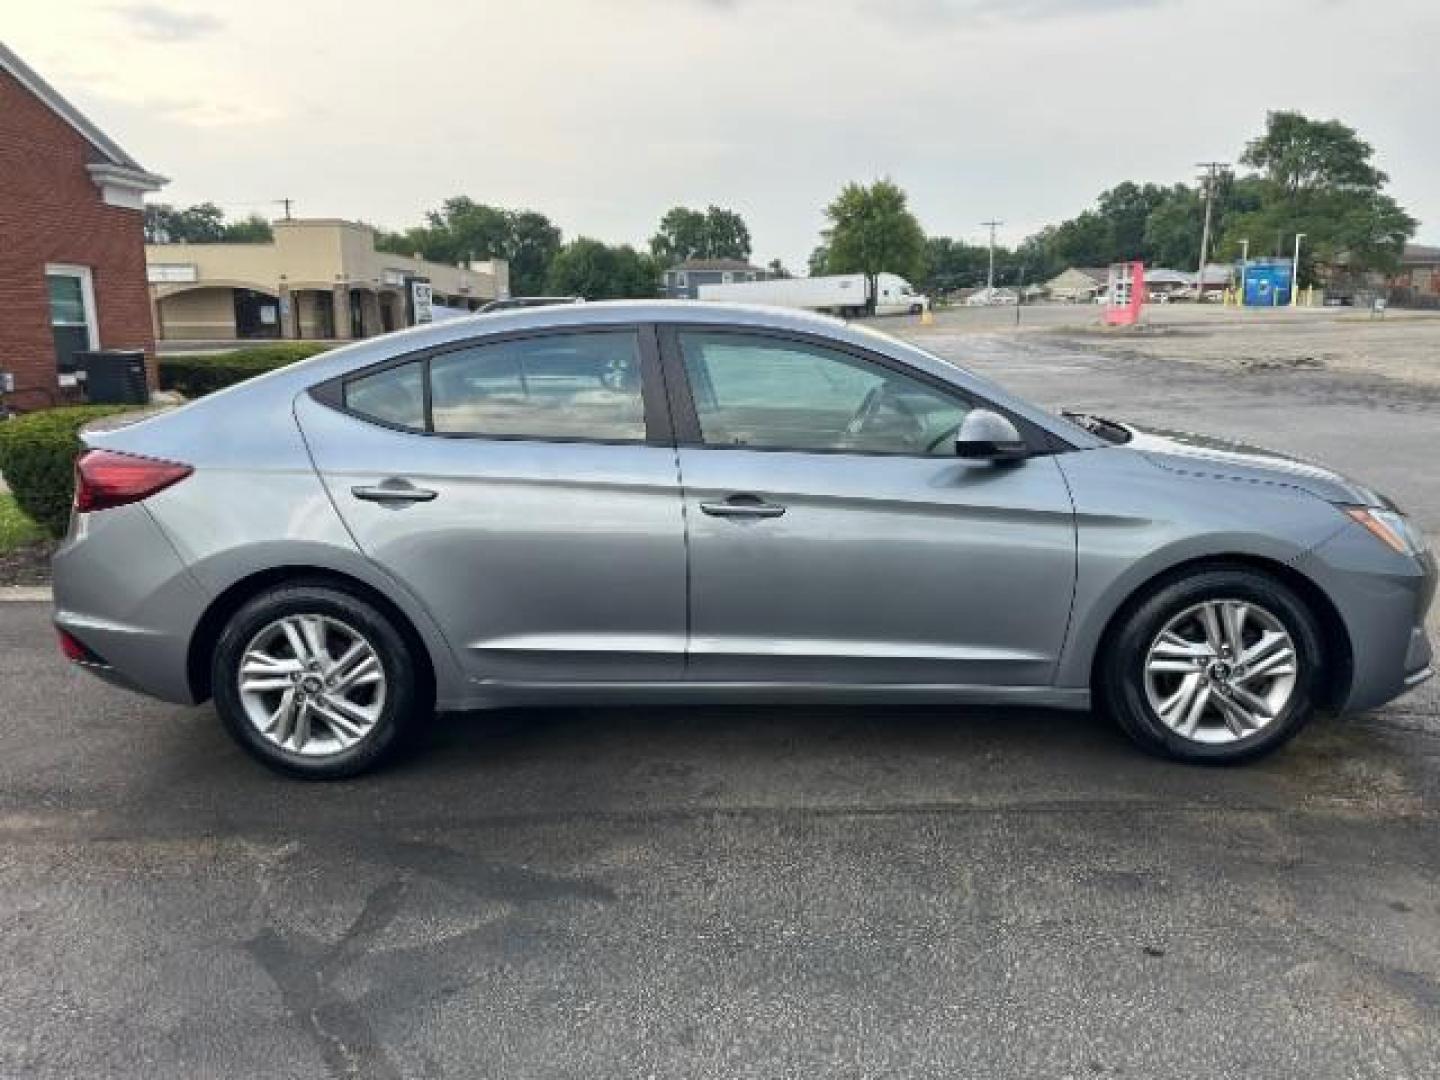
0, 492, 45, 553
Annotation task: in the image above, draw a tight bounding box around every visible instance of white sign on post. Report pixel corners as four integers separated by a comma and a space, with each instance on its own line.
411, 281, 434, 324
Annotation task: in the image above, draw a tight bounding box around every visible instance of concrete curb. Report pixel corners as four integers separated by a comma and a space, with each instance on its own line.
0, 587, 51, 603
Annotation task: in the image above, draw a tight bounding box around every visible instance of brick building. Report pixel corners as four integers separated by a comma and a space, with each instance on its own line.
0, 42, 165, 411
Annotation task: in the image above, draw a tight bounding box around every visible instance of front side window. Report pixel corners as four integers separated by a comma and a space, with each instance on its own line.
678, 332, 971, 456
429, 331, 645, 440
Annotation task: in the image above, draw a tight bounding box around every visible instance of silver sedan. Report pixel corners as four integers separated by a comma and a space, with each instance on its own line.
53, 302, 1435, 777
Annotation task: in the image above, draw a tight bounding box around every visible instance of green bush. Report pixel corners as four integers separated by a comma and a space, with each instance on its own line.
0, 405, 138, 537
158, 342, 331, 398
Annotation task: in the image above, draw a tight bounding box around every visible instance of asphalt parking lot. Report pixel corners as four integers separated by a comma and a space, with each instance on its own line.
3, 321, 1438, 1078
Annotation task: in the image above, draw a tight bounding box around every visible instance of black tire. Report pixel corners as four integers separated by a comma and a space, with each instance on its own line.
211, 582, 431, 779
1098, 566, 1325, 764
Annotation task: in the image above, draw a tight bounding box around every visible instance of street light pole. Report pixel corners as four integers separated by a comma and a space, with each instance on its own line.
1238, 238, 1249, 307
1291, 232, 1306, 307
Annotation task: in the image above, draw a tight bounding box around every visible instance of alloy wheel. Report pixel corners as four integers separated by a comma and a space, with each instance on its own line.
1142, 599, 1299, 745
237, 614, 387, 757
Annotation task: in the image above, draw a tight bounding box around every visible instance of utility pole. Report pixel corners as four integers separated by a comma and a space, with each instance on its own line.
981, 220, 1003, 294
1194, 162, 1228, 300
277, 197, 294, 221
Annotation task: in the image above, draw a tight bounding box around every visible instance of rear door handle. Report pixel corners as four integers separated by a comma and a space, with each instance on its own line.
700, 496, 786, 519
351, 482, 438, 504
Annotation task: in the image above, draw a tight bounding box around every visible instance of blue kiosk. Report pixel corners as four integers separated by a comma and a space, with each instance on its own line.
1242, 259, 1294, 306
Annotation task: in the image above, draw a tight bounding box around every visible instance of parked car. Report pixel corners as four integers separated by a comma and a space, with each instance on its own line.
965, 288, 1018, 307
53, 302, 1434, 777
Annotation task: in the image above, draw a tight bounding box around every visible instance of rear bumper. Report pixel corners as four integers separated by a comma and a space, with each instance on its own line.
51, 504, 211, 705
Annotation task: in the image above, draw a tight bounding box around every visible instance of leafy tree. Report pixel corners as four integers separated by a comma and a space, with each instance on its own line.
1095, 182, 1171, 261
807, 245, 830, 276
766, 258, 791, 279
1220, 111, 1414, 278
221, 213, 274, 243
820, 179, 926, 283
546, 238, 658, 299
649, 205, 752, 264
921, 236, 990, 292
144, 203, 275, 244
375, 198, 563, 295
144, 202, 224, 243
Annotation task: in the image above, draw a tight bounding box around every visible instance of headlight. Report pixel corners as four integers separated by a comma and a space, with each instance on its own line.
1344, 506, 1427, 556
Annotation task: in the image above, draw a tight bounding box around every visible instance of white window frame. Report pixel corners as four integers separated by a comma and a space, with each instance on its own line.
45, 264, 101, 351
675, 271, 688, 288
721, 271, 734, 284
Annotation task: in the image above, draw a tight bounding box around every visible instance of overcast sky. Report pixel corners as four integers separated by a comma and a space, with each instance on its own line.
7, 0, 1437, 268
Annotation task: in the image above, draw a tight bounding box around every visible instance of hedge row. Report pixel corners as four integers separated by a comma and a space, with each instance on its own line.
0, 405, 140, 537
158, 342, 331, 398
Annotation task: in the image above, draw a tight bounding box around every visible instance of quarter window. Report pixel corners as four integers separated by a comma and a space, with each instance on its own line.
345, 361, 425, 429
429, 331, 645, 440
678, 332, 971, 456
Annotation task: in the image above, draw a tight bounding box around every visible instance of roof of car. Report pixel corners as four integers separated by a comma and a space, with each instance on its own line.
351, 300, 858, 354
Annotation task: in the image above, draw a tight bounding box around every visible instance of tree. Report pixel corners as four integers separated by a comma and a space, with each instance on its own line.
144, 202, 274, 244
807, 245, 830, 276
546, 238, 658, 299
221, 213, 274, 243
375, 198, 563, 295
766, 258, 791, 279
921, 236, 991, 293
820, 179, 926, 283
649, 205, 752, 264
1095, 182, 1171, 262
144, 202, 224, 243
1221, 111, 1414, 277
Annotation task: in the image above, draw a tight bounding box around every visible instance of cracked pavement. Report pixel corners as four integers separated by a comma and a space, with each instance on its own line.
1, 319, 1436, 1078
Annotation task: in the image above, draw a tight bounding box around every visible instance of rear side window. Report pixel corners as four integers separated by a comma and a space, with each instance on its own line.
429, 331, 645, 440
345, 361, 425, 429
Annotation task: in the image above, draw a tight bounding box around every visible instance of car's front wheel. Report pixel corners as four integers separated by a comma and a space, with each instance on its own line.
211, 583, 430, 778
1099, 567, 1326, 763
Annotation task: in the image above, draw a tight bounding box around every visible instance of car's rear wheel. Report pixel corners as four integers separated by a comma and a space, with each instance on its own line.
1099, 567, 1325, 763
211, 583, 430, 778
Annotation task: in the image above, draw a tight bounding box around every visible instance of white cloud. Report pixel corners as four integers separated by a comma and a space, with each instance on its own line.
4, 0, 1436, 267
112, 3, 223, 41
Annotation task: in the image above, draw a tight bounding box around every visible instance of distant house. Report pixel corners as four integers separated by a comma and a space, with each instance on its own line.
1388, 243, 1440, 305
0, 42, 166, 410
1043, 267, 1109, 302
661, 258, 772, 299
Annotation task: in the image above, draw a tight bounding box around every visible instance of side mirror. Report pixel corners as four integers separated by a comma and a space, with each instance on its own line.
955, 409, 1028, 462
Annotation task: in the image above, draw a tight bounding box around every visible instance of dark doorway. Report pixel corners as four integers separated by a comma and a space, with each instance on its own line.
233, 289, 281, 339
349, 291, 365, 338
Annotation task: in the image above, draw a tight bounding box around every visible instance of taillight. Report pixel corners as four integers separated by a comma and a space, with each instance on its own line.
74, 449, 192, 514
58, 628, 98, 663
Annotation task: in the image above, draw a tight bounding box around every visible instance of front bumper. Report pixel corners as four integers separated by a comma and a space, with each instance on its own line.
1295, 524, 1436, 714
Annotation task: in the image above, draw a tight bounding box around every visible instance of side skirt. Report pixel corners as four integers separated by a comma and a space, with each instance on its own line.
439, 681, 1092, 712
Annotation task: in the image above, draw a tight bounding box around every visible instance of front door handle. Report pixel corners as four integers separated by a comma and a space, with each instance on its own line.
351, 482, 438, 504
700, 496, 787, 519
